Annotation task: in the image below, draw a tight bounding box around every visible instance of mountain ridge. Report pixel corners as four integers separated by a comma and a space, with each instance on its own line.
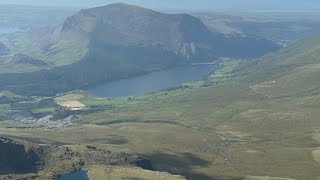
60, 2, 279, 61
14, 2, 279, 67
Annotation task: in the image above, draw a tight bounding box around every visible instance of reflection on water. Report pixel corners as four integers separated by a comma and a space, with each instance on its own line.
87, 65, 215, 98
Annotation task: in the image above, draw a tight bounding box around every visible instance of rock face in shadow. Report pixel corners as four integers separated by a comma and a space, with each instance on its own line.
74, 146, 154, 170
0, 137, 154, 177
134, 157, 154, 170
0, 138, 41, 175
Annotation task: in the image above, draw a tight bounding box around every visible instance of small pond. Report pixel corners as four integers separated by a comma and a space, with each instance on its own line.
59, 170, 89, 180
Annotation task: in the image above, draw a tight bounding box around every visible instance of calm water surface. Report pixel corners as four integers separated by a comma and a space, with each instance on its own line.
87, 65, 215, 98
60, 170, 89, 180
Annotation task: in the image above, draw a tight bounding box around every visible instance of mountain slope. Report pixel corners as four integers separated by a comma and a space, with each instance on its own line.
59, 3, 278, 62
0, 3, 279, 96
15, 3, 279, 67
236, 34, 320, 98
0, 54, 49, 74
1, 34, 320, 179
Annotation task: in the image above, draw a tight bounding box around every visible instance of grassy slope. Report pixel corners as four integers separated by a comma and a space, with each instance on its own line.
76, 35, 320, 179
0, 35, 320, 179
33, 38, 89, 66
3, 32, 89, 66
0, 32, 89, 75
88, 166, 186, 180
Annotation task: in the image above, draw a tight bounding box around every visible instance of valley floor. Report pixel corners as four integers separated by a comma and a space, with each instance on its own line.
0, 58, 320, 179
1, 84, 320, 179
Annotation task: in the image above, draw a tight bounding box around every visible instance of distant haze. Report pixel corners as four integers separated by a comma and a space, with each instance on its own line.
1, 0, 320, 11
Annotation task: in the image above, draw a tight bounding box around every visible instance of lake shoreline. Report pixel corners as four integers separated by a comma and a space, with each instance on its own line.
85, 64, 217, 98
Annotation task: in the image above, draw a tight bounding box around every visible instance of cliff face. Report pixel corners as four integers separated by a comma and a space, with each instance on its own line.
0, 137, 153, 177
0, 138, 41, 174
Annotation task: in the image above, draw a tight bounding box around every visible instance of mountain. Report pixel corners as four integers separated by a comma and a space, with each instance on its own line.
59, 3, 278, 61
16, 3, 279, 66
1, 29, 320, 179
0, 3, 279, 96
0, 42, 10, 56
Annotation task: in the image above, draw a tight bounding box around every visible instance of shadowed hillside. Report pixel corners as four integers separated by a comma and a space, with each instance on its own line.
0, 138, 40, 175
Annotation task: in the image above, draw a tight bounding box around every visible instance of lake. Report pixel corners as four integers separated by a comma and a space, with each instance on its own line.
60, 170, 89, 180
86, 65, 215, 98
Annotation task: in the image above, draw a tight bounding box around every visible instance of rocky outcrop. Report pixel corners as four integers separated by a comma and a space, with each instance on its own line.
72, 145, 154, 170
0, 138, 154, 177
0, 138, 41, 174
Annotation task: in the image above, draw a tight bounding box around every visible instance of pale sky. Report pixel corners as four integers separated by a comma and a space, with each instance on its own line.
0, 0, 319, 11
